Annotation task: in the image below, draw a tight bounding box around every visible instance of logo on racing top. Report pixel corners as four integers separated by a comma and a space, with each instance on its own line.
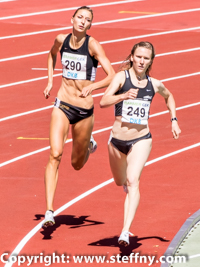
125, 100, 141, 106
143, 96, 152, 100
62, 53, 86, 62
130, 118, 142, 124
67, 71, 78, 79
142, 102, 150, 107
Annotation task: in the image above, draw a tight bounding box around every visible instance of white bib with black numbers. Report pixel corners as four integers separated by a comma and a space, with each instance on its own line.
121, 99, 150, 125
61, 52, 87, 80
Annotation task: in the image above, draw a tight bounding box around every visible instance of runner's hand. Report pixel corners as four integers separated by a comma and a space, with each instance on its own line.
80, 85, 93, 98
123, 88, 139, 100
172, 121, 181, 139
44, 83, 53, 99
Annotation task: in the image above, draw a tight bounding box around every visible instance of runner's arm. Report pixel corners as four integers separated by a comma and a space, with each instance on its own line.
80, 38, 115, 97
43, 34, 66, 99
100, 72, 138, 108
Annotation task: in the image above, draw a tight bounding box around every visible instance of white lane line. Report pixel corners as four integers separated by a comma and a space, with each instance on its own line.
31, 46, 200, 72
0, 51, 49, 62
1, 37, 200, 89
4, 142, 200, 267
0, 0, 143, 20
0, 72, 200, 122
0, 99, 200, 167
0, 106, 53, 122
0, 0, 15, 2
0, 73, 61, 89
4, 178, 114, 267
150, 101, 200, 118
161, 72, 200, 82
145, 143, 200, 167
0, 9, 200, 40
1, 44, 200, 63
156, 47, 200, 57
189, 254, 200, 259
99, 26, 200, 45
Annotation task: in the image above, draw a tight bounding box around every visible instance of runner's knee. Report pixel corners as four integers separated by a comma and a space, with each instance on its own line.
127, 175, 140, 188
115, 180, 125, 186
71, 158, 85, 170
71, 146, 88, 170
114, 175, 127, 186
49, 149, 63, 166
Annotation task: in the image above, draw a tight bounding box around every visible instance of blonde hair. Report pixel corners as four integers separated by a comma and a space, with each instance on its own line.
73, 6, 93, 21
119, 41, 156, 76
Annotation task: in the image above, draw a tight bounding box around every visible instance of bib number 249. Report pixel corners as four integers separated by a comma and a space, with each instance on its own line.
127, 106, 145, 117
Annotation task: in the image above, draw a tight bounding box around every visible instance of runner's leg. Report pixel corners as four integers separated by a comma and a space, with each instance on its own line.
123, 138, 152, 232
45, 107, 70, 211
71, 115, 94, 170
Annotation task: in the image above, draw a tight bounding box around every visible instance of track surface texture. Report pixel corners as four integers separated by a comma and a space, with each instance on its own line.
0, 0, 200, 266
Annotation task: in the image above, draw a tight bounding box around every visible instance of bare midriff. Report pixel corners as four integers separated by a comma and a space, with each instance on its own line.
111, 116, 149, 140
57, 77, 94, 109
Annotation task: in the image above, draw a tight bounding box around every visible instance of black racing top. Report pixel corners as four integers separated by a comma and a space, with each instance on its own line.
60, 34, 98, 81
115, 70, 155, 116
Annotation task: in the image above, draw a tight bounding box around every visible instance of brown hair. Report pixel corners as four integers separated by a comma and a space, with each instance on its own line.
72, 6, 93, 21
119, 41, 156, 76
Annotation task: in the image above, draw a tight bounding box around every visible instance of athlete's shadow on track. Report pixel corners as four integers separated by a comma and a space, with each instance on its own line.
88, 235, 169, 256
35, 214, 104, 240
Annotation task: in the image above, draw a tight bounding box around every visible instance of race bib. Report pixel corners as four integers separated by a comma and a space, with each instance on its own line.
61, 52, 87, 80
121, 99, 150, 125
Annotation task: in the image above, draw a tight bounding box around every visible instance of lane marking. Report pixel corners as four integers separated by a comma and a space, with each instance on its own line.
119, 11, 159, 14
0, 8, 200, 40
0, 72, 200, 123
0, 51, 49, 63
1, 44, 200, 63
145, 143, 200, 167
32, 68, 61, 71
1, 34, 200, 88
17, 137, 49, 140
4, 142, 200, 267
100, 26, 200, 45
156, 47, 200, 57
30, 46, 200, 72
161, 72, 200, 83
0, 99, 200, 168
0, 0, 143, 20
0, 106, 53, 122
0, 73, 61, 89
189, 254, 200, 259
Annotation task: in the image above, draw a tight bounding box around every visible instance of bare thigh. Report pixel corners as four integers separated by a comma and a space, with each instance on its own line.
108, 138, 152, 186
126, 138, 152, 184
49, 107, 70, 159
108, 142, 127, 186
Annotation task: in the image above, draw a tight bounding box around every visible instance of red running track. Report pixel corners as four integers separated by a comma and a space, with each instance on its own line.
0, 0, 200, 266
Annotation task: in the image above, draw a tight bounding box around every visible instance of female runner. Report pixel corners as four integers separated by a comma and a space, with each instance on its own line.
43, 6, 115, 227
100, 41, 181, 246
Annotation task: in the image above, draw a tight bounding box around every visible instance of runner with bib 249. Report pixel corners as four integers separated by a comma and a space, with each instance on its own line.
100, 41, 181, 247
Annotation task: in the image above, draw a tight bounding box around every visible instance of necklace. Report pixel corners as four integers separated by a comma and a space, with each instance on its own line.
136, 75, 143, 84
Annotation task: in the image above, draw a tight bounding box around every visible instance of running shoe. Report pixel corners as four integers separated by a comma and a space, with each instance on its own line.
42, 210, 55, 228
89, 135, 97, 153
118, 231, 133, 246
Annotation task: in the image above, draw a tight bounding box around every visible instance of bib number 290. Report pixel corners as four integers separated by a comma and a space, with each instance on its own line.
65, 60, 81, 71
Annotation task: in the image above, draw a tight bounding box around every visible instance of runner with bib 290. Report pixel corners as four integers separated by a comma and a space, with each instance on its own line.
100, 41, 181, 246
42, 6, 115, 228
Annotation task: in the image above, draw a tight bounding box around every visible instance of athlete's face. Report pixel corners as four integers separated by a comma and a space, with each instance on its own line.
131, 47, 152, 75
71, 9, 92, 32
